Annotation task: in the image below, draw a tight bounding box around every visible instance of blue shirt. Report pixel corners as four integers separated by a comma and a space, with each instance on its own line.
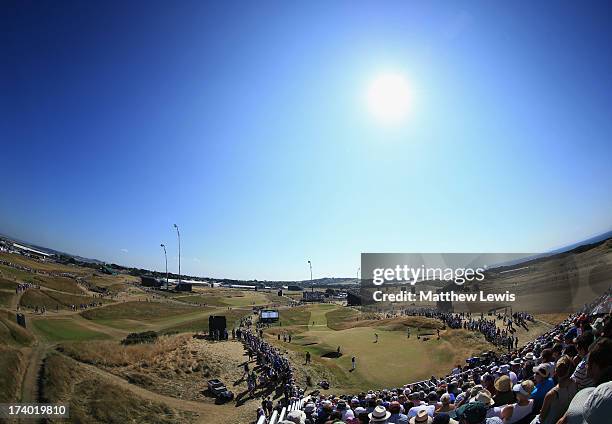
531, 378, 555, 411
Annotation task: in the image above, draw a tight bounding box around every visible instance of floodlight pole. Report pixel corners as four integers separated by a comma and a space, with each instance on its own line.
308, 260, 313, 292
160, 243, 168, 290
357, 267, 360, 283
173, 224, 181, 285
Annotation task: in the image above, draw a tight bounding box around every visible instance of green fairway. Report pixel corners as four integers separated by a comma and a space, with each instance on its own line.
268, 304, 494, 392
81, 301, 198, 321
163, 308, 251, 333
20, 289, 113, 310
175, 290, 270, 307
0, 277, 19, 290
32, 318, 111, 342
81, 302, 216, 332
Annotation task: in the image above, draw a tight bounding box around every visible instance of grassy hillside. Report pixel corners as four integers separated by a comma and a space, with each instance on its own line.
81, 301, 198, 321
34, 275, 83, 294
41, 353, 193, 423
0, 313, 36, 347
163, 308, 250, 334
0, 346, 27, 402
0, 290, 14, 307
20, 289, 112, 310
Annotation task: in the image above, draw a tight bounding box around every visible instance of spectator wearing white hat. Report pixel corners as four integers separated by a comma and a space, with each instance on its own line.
410, 409, 433, 424
370, 405, 392, 423
500, 380, 534, 424
285, 410, 306, 424
498, 364, 517, 385
531, 364, 554, 412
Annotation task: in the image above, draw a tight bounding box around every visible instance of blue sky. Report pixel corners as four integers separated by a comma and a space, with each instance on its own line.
2, 1, 611, 280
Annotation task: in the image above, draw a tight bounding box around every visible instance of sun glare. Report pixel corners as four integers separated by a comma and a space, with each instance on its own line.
366, 73, 412, 125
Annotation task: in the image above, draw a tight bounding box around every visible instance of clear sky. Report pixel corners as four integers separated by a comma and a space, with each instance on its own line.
2, 1, 611, 280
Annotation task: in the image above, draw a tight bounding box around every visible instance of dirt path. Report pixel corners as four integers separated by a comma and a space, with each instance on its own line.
9, 289, 24, 311
20, 343, 48, 404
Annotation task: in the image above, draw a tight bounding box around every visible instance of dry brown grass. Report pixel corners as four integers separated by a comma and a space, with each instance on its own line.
332, 315, 443, 331
0, 313, 36, 347
0, 345, 27, 402
59, 334, 190, 367
0, 252, 86, 275
535, 313, 569, 326
59, 336, 253, 405
41, 353, 194, 423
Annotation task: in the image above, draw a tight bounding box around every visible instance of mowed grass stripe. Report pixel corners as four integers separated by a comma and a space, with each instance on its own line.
80, 301, 214, 332
20, 289, 112, 310
32, 318, 111, 342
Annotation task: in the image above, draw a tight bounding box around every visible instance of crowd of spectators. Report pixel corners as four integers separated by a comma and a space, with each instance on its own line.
263, 292, 611, 424
237, 321, 304, 420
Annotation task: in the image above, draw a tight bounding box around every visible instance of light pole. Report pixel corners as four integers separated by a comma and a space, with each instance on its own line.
357, 267, 360, 284
173, 224, 181, 285
160, 244, 169, 290
308, 260, 313, 291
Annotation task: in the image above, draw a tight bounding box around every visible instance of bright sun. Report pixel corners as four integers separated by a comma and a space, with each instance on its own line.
366, 73, 412, 125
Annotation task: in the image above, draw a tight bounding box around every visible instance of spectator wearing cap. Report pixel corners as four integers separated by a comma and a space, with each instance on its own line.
492, 375, 514, 407
304, 402, 317, 423
532, 356, 577, 424
470, 390, 501, 419
370, 405, 392, 423
285, 410, 307, 424
500, 380, 535, 424
388, 400, 409, 424
532, 364, 555, 412
432, 412, 458, 424
521, 357, 536, 381
571, 332, 595, 389
336, 400, 355, 422
354, 406, 368, 422
499, 364, 517, 386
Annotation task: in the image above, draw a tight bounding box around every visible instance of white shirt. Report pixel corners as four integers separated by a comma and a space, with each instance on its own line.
407, 405, 435, 418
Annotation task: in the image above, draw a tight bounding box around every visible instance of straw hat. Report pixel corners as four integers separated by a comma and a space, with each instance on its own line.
369, 405, 391, 422
494, 375, 512, 393
470, 389, 495, 406
409, 409, 433, 424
